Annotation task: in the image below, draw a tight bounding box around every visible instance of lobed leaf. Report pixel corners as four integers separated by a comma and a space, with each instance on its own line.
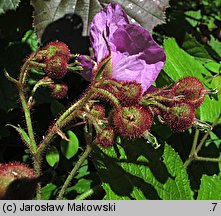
31, 0, 170, 41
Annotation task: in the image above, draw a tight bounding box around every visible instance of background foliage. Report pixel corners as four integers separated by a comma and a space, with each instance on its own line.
0, 0, 221, 200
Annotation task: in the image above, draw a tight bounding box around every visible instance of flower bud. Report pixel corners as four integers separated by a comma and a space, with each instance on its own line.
119, 81, 142, 105
113, 105, 152, 138
34, 41, 71, 63
172, 76, 206, 108
90, 104, 105, 119
0, 162, 36, 199
96, 127, 115, 148
45, 41, 71, 60
49, 83, 68, 99
45, 55, 68, 79
163, 102, 195, 132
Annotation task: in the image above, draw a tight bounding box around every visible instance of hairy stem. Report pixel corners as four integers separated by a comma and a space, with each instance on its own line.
93, 87, 120, 107
19, 52, 37, 86
37, 90, 94, 156
18, 89, 37, 152
19, 87, 41, 199
57, 144, 93, 200
28, 78, 54, 107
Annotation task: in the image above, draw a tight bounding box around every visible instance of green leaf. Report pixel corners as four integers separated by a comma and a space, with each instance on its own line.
22, 30, 39, 51
204, 62, 221, 73
0, 0, 20, 15
198, 94, 221, 123
197, 175, 221, 200
184, 10, 201, 27
209, 36, 221, 58
182, 34, 212, 61
31, 0, 169, 40
67, 179, 92, 194
103, 184, 130, 200
163, 38, 210, 81
46, 146, 60, 167
93, 140, 193, 200
211, 75, 221, 94
60, 130, 79, 160
207, 131, 221, 147
42, 183, 57, 200
6, 124, 30, 145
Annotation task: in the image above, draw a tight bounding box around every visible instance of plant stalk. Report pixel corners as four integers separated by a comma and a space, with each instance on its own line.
57, 144, 93, 200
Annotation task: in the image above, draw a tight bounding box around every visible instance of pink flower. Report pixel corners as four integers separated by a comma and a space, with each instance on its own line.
78, 2, 166, 93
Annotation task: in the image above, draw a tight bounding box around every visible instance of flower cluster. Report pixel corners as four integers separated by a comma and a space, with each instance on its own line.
27, 3, 209, 148
75, 3, 209, 147
31, 41, 72, 99
143, 76, 208, 132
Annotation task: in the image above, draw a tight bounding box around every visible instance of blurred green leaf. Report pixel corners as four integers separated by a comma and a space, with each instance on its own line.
182, 34, 212, 61
46, 146, 60, 167
209, 36, 221, 58
22, 30, 39, 51
60, 130, 79, 160
197, 175, 221, 199
185, 10, 201, 27
0, 0, 20, 15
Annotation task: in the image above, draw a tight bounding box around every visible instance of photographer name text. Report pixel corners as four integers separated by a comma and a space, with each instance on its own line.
2, 202, 116, 213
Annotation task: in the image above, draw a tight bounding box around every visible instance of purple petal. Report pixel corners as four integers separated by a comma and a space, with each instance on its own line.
110, 24, 166, 92
76, 55, 95, 81
90, 2, 129, 63
144, 86, 160, 94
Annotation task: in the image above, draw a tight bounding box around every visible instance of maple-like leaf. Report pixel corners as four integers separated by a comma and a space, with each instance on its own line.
31, 0, 170, 41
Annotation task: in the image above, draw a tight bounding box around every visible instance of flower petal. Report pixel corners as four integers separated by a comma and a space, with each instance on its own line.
90, 2, 129, 63
111, 24, 166, 92
76, 55, 95, 81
